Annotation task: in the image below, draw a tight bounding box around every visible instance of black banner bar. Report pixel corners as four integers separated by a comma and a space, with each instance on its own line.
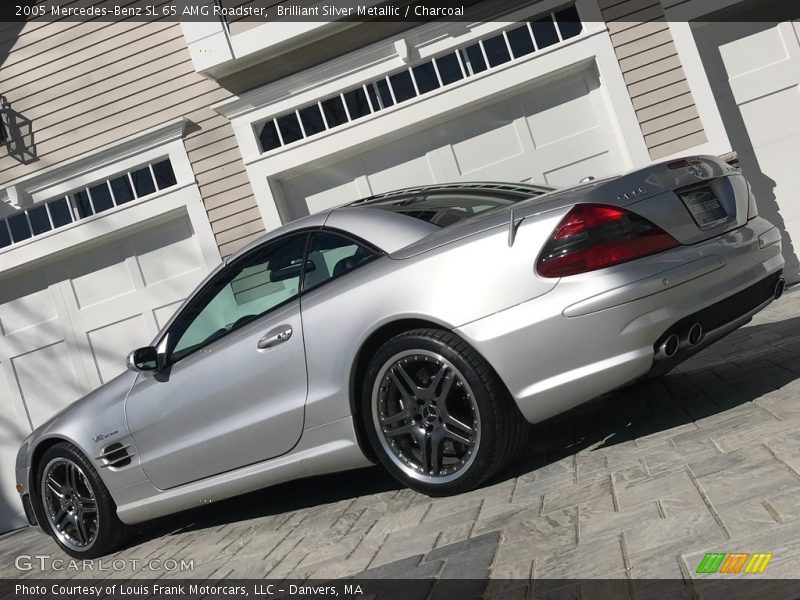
3, 579, 800, 600
3, 0, 800, 23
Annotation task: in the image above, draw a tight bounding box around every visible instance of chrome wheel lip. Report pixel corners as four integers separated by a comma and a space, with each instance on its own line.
40, 457, 99, 553
371, 349, 481, 485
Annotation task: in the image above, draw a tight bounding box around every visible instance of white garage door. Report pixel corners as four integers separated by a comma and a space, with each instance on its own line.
0, 212, 208, 531
279, 67, 625, 218
694, 13, 800, 281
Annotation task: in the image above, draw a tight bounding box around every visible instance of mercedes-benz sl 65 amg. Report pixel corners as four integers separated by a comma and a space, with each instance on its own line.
15, 155, 784, 556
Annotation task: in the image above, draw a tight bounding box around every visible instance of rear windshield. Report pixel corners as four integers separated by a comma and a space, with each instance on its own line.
363, 192, 544, 228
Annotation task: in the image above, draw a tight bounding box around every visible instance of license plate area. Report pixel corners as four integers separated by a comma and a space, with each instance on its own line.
678, 184, 728, 229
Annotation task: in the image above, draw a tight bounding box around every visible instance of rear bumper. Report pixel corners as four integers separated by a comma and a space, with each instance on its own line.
646, 270, 783, 377
456, 217, 784, 424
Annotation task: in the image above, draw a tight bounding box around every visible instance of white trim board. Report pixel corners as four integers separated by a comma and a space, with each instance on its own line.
213, 0, 591, 121
0, 184, 220, 277
1, 118, 190, 210
0, 119, 221, 276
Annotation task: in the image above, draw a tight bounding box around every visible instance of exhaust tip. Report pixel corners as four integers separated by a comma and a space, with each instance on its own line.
687, 322, 703, 346
775, 278, 786, 299
657, 333, 680, 360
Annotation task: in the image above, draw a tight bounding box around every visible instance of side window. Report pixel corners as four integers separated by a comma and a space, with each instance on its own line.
302, 231, 377, 292
169, 234, 308, 362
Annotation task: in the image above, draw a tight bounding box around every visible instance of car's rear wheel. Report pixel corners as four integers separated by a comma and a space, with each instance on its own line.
36, 442, 126, 558
362, 328, 528, 496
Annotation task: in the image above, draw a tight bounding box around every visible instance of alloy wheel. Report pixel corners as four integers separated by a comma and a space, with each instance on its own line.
372, 350, 481, 484
40, 457, 99, 552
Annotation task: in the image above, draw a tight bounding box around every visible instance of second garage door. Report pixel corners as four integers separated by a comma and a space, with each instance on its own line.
279, 66, 626, 218
693, 8, 800, 281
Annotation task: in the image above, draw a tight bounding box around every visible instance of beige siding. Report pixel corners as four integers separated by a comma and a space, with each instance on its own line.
599, 0, 708, 159
0, 21, 263, 258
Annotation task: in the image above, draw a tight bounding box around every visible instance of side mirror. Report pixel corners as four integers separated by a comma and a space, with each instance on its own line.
126, 346, 158, 372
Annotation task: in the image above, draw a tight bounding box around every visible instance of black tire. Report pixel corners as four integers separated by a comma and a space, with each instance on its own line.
361, 328, 529, 496
35, 442, 126, 558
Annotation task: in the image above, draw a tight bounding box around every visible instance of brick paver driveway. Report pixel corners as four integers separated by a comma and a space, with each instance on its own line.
3, 289, 800, 586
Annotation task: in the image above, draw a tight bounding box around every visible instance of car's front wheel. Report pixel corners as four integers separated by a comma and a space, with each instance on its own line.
362, 329, 528, 496
36, 442, 126, 558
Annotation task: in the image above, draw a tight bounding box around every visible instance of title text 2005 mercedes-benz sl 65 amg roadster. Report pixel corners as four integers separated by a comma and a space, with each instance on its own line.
15, 155, 785, 557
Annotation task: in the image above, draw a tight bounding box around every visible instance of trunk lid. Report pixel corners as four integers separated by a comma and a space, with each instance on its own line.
516, 155, 749, 245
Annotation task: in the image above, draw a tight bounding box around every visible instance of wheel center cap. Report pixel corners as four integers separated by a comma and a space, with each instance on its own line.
421, 405, 439, 425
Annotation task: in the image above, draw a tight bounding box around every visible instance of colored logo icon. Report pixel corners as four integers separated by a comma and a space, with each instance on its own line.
696, 552, 773, 574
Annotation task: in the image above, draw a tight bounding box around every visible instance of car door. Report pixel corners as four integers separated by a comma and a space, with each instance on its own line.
125, 233, 310, 490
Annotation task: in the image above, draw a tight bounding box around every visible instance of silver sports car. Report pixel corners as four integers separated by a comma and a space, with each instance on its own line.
15, 155, 784, 557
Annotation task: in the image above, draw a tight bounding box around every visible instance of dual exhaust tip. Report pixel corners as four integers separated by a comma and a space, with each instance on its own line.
656, 322, 703, 361
775, 277, 786, 300
654, 277, 785, 362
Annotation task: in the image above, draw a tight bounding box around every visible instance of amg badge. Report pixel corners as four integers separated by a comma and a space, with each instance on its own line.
92, 430, 119, 444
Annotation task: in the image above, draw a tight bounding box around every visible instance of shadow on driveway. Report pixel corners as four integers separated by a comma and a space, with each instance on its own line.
503, 314, 800, 479
125, 465, 401, 547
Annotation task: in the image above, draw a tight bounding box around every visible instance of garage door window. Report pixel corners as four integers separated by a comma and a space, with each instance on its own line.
0, 158, 178, 249
254, 4, 584, 154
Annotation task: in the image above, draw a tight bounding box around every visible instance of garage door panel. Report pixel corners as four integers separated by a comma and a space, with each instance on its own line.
133, 216, 204, 286
0, 280, 59, 337
1, 322, 67, 358
87, 314, 151, 384
524, 75, 600, 148
0, 360, 29, 429
72, 274, 201, 338
0, 369, 33, 531
68, 254, 137, 310
750, 138, 800, 221
138, 269, 209, 304
283, 153, 364, 218
731, 61, 800, 105
362, 152, 438, 194
12, 342, 84, 427
536, 128, 613, 175
359, 135, 441, 191
450, 152, 535, 184
448, 107, 526, 176
739, 86, 800, 148
544, 151, 615, 187
154, 300, 185, 330
300, 177, 361, 217
719, 23, 789, 79
533, 121, 606, 154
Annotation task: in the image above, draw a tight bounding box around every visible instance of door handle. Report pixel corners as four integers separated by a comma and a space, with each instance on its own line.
257, 325, 293, 350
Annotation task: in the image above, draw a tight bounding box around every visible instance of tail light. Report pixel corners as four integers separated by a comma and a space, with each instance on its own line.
537, 204, 679, 278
